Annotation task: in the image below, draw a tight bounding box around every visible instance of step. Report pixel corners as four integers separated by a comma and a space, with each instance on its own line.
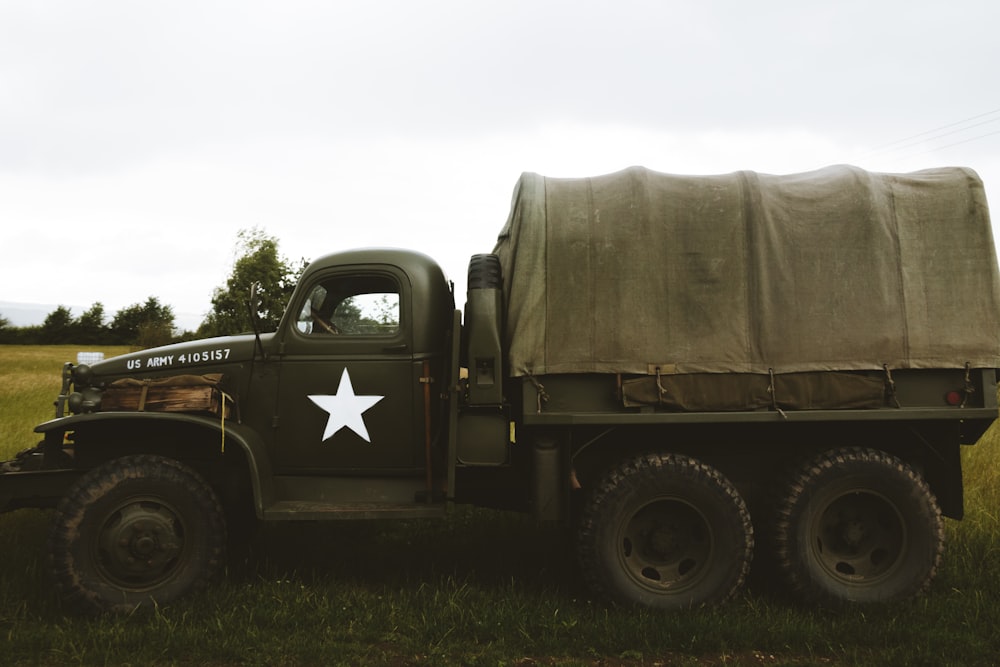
263, 500, 447, 521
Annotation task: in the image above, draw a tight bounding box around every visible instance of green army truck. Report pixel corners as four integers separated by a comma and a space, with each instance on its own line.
3, 165, 999, 614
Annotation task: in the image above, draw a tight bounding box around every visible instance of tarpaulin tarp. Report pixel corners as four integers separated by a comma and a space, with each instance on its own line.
493, 165, 1000, 377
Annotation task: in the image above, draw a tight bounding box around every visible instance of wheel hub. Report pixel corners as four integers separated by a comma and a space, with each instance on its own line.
98, 500, 184, 585
814, 491, 904, 581
647, 524, 683, 560
841, 519, 868, 548
621, 499, 711, 590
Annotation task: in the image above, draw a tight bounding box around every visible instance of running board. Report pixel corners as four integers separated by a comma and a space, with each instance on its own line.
263, 500, 447, 521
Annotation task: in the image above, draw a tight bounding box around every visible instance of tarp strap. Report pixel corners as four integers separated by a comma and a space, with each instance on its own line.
655, 366, 668, 404
883, 364, 901, 408
219, 391, 233, 453
768, 368, 788, 420
137, 381, 150, 411
523, 370, 550, 413
962, 362, 975, 408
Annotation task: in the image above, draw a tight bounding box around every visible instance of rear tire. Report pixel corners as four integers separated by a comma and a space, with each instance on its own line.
772, 447, 943, 605
49, 455, 226, 614
577, 453, 753, 610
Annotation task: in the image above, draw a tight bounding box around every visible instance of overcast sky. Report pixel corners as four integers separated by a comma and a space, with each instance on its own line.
2, 0, 999, 331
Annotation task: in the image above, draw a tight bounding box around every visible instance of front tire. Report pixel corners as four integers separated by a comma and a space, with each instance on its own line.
772, 447, 943, 605
577, 453, 753, 610
49, 455, 226, 614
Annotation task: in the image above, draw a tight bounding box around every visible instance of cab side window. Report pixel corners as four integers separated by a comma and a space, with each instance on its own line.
296, 275, 400, 336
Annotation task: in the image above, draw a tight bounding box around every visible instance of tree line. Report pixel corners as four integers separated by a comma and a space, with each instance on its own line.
0, 229, 305, 349
0, 298, 178, 348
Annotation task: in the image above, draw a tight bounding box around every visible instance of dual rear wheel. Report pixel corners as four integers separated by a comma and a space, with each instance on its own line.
577, 453, 754, 610
771, 447, 943, 605
576, 448, 942, 609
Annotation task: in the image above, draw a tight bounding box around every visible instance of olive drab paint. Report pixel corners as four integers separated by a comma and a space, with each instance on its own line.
3, 167, 999, 613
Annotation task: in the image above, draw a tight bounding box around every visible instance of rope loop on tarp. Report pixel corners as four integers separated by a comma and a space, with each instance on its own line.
655, 366, 668, 404
768, 368, 788, 420
962, 361, 975, 408
522, 369, 550, 413
883, 364, 901, 408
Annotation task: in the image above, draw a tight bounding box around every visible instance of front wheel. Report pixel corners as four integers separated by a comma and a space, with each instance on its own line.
48, 455, 227, 614
577, 453, 753, 610
772, 447, 943, 605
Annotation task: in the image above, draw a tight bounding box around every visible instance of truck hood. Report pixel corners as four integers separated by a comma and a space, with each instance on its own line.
85, 334, 268, 381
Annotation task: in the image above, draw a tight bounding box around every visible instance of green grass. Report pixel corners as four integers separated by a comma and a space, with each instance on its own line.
2, 345, 1000, 666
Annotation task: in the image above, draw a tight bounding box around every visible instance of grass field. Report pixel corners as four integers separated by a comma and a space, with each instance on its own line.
2, 345, 1000, 666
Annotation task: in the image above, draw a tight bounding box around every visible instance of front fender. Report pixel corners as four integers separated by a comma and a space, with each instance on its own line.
36, 410, 226, 435
34, 411, 275, 518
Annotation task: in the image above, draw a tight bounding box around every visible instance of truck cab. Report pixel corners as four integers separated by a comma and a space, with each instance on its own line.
244, 248, 463, 518
267, 249, 452, 473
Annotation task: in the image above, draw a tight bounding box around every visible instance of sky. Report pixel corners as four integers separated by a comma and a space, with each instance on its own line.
2, 0, 999, 331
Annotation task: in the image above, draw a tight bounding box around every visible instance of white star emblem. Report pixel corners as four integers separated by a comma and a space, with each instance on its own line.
308, 368, 385, 443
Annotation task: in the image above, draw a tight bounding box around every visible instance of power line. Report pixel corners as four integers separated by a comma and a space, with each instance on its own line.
893, 128, 1000, 162
860, 107, 1000, 156
850, 107, 1000, 165
872, 116, 1000, 157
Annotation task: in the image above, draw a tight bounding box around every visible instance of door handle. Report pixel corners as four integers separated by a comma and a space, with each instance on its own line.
383, 344, 408, 353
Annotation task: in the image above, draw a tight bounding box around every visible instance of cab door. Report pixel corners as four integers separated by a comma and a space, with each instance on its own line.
272, 267, 419, 474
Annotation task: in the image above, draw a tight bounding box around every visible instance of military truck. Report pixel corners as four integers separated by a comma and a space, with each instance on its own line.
2, 165, 999, 614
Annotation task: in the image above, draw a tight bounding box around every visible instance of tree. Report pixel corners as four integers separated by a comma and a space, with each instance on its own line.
200, 228, 305, 336
110, 297, 175, 347
0, 313, 15, 344
41, 306, 76, 344
76, 302, 107, 345
135, 318, 174, 349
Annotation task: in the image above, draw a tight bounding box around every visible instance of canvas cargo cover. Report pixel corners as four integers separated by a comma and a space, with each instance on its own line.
493, 165, 1000, 377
